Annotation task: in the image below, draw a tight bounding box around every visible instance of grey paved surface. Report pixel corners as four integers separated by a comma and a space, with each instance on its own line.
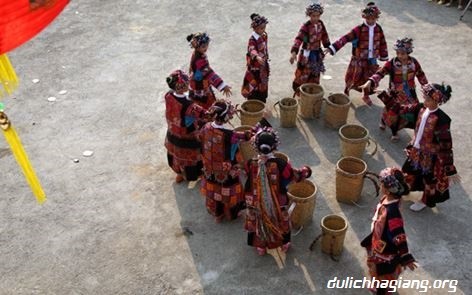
0, 0, 471, 294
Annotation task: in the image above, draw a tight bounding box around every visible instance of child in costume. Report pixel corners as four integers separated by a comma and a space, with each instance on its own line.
401, 83, 460, 211
244, 128, 312, 255
361, 167, 417, 295
164, 70, 208, 183
362, 38, 428, 141
326, 2, 388, 105
187, 32, 232, 109
289, 3, 331, 95
241, 13, 270, 103
200, 99, 254, 222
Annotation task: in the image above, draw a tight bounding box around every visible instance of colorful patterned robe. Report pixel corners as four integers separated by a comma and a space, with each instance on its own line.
244, 156, 310, 249
189, 51, 226, 109
361, 197, 415, 282
200, 123, 252, 221
401, 105, 457, 207
329, 22, 388, 93
241, 32, 270, 102
164, 91, 207, 181
371, 56, 428, 135
291, 20, 331, 93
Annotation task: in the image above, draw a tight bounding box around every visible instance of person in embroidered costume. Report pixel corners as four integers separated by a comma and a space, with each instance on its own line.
325, 2, 388, 105
244, 128, 312, 255
289, 3, 331, 96
361, 167, 417, 295
164, 70, 208, 183
187, 32, 232, 109
362, 38, 428, 141
400, 83, 461, 211
200, 99, 254, 222
241, 13, 270, 103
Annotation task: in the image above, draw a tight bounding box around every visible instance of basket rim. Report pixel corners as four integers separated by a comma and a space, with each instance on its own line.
287, 180, 317, 200
279, 97, 299, 107
321, 214, 348, 232
326, 93, 351, 106
338, 124, 369, 141
336, 156, 367, 175
300, 83, 324, 95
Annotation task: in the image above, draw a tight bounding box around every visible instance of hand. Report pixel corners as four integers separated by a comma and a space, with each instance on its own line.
289, 53, 296, 65
360, 80, 372, 93
222, 86, 232, 97
448, 174, 461, 185
256, 56, 265, 64
405, 261, 417, 271
262, 107, 272, 119
323, 48, 331, 56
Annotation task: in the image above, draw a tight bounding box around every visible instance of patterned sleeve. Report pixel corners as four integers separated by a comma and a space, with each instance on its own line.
196, 55, 226, 91
247, 37, 259, 60
413, 58, 428, 86
370, 59, 392, 88
281, 162, 311, 184
186, 101, 207, 120
320, 21, 331, 48
435, 114, 457, 176
231, 130, 252, 144
387, 207, 415, 266
329, 26, 358, 54
291, 23, 308, 55
378, 26, 389, 61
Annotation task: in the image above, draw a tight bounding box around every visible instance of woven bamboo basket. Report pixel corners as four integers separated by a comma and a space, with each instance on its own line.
299, 83, 324, 119
274, 97, 298, 128
338, 124, 377, 159
287, 180, 317, 229
234, 125, 256, 163
324, 93, 351, 128
321, 214, 348, 256
237, 100, 265, 126
335, 157, 367, 203
273, 151, 289, 163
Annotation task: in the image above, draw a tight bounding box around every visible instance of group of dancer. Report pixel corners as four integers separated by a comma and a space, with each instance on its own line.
164, 2, 460, 294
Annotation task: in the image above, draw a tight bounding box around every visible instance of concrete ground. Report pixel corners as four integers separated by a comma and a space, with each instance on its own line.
0, 0, 471, 294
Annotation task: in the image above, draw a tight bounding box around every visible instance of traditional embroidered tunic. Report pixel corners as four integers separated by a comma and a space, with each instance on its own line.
241, 32, 270, 102
244, 156, 309, 249
189, 51, 227, 109
371, 57, 428, 134
329, 22, 388, 93
164, 91, 206, 181
361, 196, 415, 281
200, 122, 252, 220
291, 20, 330, 93
401, 105, 457, 207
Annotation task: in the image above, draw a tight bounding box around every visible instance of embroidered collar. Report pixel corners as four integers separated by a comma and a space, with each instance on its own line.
252, 32, 261, 40
363, 21, 377, 29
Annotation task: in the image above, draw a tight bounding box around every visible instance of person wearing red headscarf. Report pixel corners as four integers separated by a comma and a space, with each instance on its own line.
241, 13, 270, 103
325, 2, 388, 105
361, 167, 417, 295
362, 37, 428, 141
164, 70, 208, 183
399, 83, 461, 211
289, 3, 331, 96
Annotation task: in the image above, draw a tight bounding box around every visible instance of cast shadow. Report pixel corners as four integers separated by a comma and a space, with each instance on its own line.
172, 177, 371, 294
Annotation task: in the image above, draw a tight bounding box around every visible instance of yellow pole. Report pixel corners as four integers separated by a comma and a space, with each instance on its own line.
0, 110, 46, 204
0, 54, 19, 98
